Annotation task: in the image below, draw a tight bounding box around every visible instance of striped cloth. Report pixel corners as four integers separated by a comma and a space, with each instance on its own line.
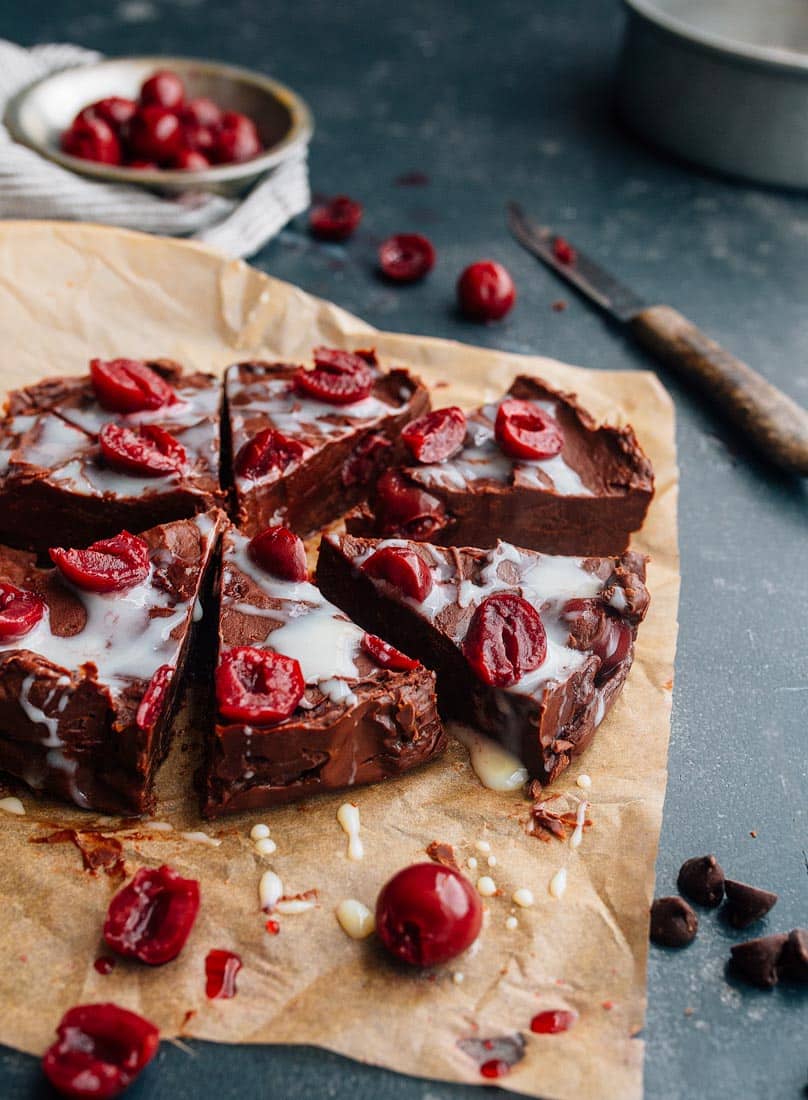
0, 40, 310, 257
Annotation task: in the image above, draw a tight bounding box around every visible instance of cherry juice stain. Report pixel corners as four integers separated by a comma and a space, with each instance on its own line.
205, 949, 242, 999
265, 919, 280, 935
530, 1009, 577, 1034
93, 956, 116, 975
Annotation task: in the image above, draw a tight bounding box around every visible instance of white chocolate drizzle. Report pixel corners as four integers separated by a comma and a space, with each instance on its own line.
549, 867, 568, 899
512, 888, 535, 908
337, 802, 364, 861
335, 899, 375, 939
181, 831, 221, 848
477, 875, 497, 897
250, 823, 271, 840
275, 896, 317, 915
576, 774, 592, 790
0, 797, 25, 815
569, 799, 588, 850
505, 915, 518, 931
259, 870, 283, 912
450, 723, 528, 791
254, 837, 277, 856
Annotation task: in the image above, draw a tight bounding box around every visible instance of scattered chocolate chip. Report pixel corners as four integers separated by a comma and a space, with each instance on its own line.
723, 879, 778, 929
676, 854, 725, 907
779, 928, 808, 983
729, 932, 788, 988
650, 896, 698, 947
426, 840, 460, 873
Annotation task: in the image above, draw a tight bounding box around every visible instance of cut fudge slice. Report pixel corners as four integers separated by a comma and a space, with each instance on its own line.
202, 523, 445, 816
0, 358, 224, 551
346, 374, 654, 556
225, 346, 429, 538
317, 533, 649, 785
0, 511, 224, 813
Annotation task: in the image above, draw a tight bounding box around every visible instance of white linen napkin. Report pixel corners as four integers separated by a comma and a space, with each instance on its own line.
0, 40, 310, 257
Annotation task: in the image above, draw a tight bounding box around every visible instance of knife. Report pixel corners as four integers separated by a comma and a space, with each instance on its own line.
507, 201, 808, 477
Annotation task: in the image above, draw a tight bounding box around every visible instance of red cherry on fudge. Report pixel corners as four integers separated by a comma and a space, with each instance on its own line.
140, 69, 185, 110
378, 233, 435, 283
128, 106, 184, 163
181, 96, 222, 129
376, 863, 482, 966
100, 423, 187, 477
362, 545, 433, 602
294, 346, 374, 405
361, 633, 420, 671
463, 592, 547, 687
212, 111, 261, 164
135, 665, 174, 731
373, 470, 448, 540
172, 148, 210, 171
561, 598, 631, 680
402, 406, 466, 463
309, 195, 363, 241
248, 526, 308, 582
61, 116, 121, 165
50, 531, 149, 593
495, 398, 563, 460
104, 865, 200, 965
42, 1003, 159, 1100
457, 260, 516, 321
78, 96, 137, 133
235, 427, 307, 481
90, 358, 175, 412
216, 646, 304, 723
0, 582, 45, 641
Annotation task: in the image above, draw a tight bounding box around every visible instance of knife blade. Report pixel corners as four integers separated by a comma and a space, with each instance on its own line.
506, 201, 808, 477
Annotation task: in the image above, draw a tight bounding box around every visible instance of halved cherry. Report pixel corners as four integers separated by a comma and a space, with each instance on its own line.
374, 470, 448, 541
42, 1003, 159, 1100
561, 598, 631, 680
402, 407, 466, 464
99, 423, 187, 477
462, 592, 547, 687
140, 69, 185, 110
234, 428, 306, 481
362, 545, 433, 602
341, 431, 392, 487
50, 531, 150, 593
294, 346, 375, 406
0, 582, 45, 641
495, 398, 564, 460
375, 863, 482, 966
378, 233, 435, 283
104, 865, 200, 965
90, 358, 175, 413
361, 633, 420, 671
248, 526, 307, 582
216, 646, 304, 724
309, 195, 363, 241
135, 665, 173, 731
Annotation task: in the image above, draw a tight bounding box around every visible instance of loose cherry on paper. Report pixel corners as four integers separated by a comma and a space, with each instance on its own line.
103, 865, 200, 965
42, 1002, 159, 1100
248, 526, 308, 583
373, 470, 448, 541
402, 407, 466, 464
462, 592, 547, 687
361, 633, 420, 672
135, 665, 174, 731
362, 545, 433, 602
99, 423, 187, 477
0, 582, 45, 641
216, 646, 305, 724
205, 949, 242, 999
561, 597, 631, 679
294, 346, 375, 406
375, 863, 483, 966
378, 233, 435, 283
234, 428, 307, 481
456, 260, 516, 321
494, 398, 564, 460
90, 358, 175, 413
50, 531, 150, 594
309, 195, 363, 241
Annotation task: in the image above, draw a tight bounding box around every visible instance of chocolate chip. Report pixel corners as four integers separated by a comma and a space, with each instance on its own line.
723, 879, 778, 929
676, 854, 724, 907
779, 928, 808, 983
650, 896, 698, 947
729, 933, 788, 988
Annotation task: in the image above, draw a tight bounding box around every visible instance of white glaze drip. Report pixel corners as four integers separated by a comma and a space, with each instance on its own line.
569, 799, 588, 849
549, 867, 568, 899
259, 870, 283, 911
335, 899, 375, 939
0, 796, 24, 815
337, 802, 363, 861
450, 722, 528, 791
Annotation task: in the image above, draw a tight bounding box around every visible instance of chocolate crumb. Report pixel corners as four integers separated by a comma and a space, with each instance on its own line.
779, 928, 808, 983
31, 828, 126, 878
683, 1007, 694, 1017
551, 299, 567, 312
730, 933, 788, 988
677, 854, 724, 907
650, 896, 698, 947
426, 841, 460, 873
723, 879, 777, 929
749, 830, 757, 838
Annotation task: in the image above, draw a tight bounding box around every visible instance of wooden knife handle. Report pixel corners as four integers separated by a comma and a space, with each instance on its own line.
630, 304, 808, 477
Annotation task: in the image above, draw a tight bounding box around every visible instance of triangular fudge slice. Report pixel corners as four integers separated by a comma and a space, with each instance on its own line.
225, 347, 429, 538
346, 374, 654, 556
202, 523, 445, 816
0, 511, 224, 813
317, 534, 649, 785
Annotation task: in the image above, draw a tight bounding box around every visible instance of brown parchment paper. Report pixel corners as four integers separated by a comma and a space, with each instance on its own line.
0, 221, 679, 1100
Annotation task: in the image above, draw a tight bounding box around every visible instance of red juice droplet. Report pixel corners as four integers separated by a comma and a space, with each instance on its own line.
480, 1058, 510, 1079
93, 955, 116, 975
265, 919, 280, 935
530, 1009, 577, 1034
205, 949, 242, 999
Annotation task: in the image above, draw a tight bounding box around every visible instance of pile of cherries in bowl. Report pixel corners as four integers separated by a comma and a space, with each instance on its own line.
60, 69, 263, 171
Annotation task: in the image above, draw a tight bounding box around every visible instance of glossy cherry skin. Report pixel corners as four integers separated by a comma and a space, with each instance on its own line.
128, 106, 184, 163
99, 423, 187, 477
375, 863, 482, 966
457, 260, 516, 321
294, 346, 375, 405
561, 598, 631, 680
248, 526, 308, 582
463, 592, 547, 687
495, 398, 563, 460
140, 69, 185, 110
135, 665, 173, 731
61, 116, 121, 165
181, 96, 222, 129
50, 531, 150, 594
42, 1002, 159, 1100
234, 428, 306, 481
362, 545, 433, 602
402, 406, 466, 464
530, 1008, 578, 1034
90, 358, 175, 413
309, 195, 363, 241
0, 582, 45, 641
172, 148, 210, 171
361, 633, 420, 671
378, 233, 435, 283
78, 97, 137, 133
216, 646, 305, 724
373, 470, 448, 541
104, 865, 200, 965
212, 111, 262, 164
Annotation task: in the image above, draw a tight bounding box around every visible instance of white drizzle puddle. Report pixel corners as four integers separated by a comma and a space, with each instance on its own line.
254, 837, 277, 856
549, 868, 568, 899
337, 802, 364, 861
335, 899, 375, 939
181, 831, 221, 848
0, 797, 25, 815
250, 823, 270, 840
505, 915, 518, 931
576, 774, 593, 790
143, 820, 173, 832
569, 799, 588, 850
477, 876, 497, 897
450, 723, 528, 791
512, 888, 535, 908
259, 870, 283, 912
275, 896, 317, 915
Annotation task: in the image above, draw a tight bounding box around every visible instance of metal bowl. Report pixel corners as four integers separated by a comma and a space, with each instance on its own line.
618, 0, 808, 189
4, 56, 313, 197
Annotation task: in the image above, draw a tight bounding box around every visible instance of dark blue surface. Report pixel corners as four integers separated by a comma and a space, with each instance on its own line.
1, 1, 806, 1097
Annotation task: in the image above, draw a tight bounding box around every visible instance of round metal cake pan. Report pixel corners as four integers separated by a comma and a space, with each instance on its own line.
617, 0, 808, 189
